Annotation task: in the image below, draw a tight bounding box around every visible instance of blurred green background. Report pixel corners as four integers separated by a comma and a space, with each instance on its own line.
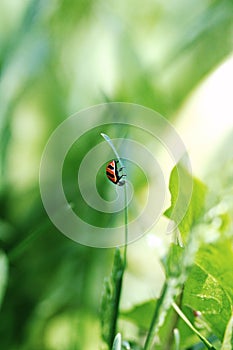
0, 0, 233, 349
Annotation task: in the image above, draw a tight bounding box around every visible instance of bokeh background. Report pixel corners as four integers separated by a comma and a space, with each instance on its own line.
0, 0, 233, 349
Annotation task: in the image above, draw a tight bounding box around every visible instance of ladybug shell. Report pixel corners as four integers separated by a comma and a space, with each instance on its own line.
106, 160, 119, 184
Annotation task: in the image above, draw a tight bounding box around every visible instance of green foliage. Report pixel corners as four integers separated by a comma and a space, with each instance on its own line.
196, 240, 233, 304
121, 162, 232, 349
101, 248, 124, 348
0, 0, 233, 349
141, 166, 210, 349
183, 264, 231, 340
164, 164, 207, 241
122, 299, 199, 349
121, 300, 156, 330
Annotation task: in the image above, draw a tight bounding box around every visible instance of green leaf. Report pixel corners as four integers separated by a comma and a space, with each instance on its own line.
165, 164, 207, 242
183, 264, 231, 340
122, 299, 206, 350
121, 300, 156, 330
196, 239, 233, 304
0, 250, 8, 308
101, 248, 124, 347
221, 312, 233, 350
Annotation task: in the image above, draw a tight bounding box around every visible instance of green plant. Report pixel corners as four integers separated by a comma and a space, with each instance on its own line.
0, 1, 233, 349
101, 161, 233, 349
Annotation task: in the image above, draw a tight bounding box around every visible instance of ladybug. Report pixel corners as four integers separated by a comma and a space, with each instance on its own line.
106, 160, 126, 186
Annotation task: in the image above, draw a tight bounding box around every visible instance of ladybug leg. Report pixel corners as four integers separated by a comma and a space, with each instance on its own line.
115, 160, 125, 171
118, 174, 126, 180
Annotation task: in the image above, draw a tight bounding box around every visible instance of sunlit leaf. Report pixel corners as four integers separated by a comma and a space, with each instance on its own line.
164, 164, 207, 242
183, 264, 231, 340
196, 239, 233, 303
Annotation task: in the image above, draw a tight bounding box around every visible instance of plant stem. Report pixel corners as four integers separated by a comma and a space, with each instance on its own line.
172, 302, 216, 349
109, 183, 128, 348
164, 288, 184, 350
100, 133, 124, 169
123, 183, 128, 267
173, 328, 180, 350
112, 333, 122, 350
101, 133, 128, 348
109, 250, 125, 348
144, 282, 168, 350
